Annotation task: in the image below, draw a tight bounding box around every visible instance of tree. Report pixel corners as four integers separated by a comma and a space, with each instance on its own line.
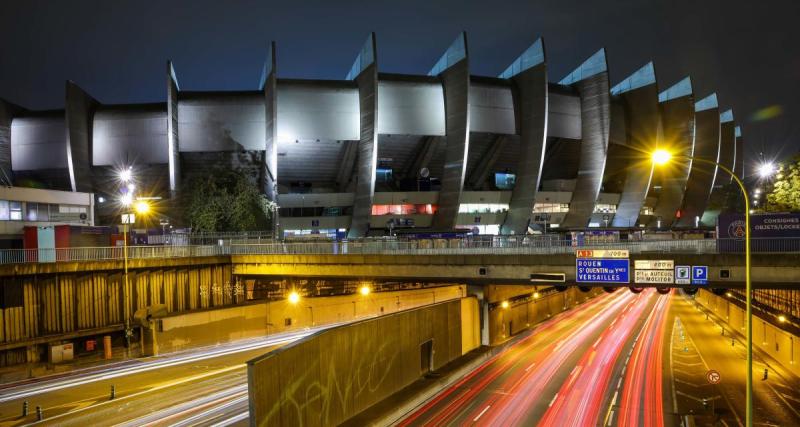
181, 167, 272, 232
766, 156, 800, 212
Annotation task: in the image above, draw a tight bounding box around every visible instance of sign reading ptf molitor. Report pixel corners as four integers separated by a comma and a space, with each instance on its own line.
575, 250, 630, 284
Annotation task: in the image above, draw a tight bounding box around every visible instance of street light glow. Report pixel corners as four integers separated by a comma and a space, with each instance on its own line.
651, 149, 672, 166
359, 285, 371, 296
120, 193, 133, 207
288, 291, 300, 304
758, 162, 776, 179
778, 315, 787, 323
501, 301, 509, 309
119, 167, 132, 183
533, 292, 540, 299
134, 200, 151, 215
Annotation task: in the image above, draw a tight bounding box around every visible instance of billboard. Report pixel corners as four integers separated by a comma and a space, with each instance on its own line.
717, 213, 800, 252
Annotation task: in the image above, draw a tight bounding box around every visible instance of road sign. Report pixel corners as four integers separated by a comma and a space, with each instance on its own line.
706, 369, 721, 384
634, 260, 674, 270
576, 258, 630, 284
575, 250, 629, 259
692, 266, 708, 285
675, 266, 690, 284
635, 269, 674, 284
634, 259, 674, 284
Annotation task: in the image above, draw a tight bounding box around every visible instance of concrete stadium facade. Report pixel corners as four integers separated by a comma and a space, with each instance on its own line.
0, 34, 744, 237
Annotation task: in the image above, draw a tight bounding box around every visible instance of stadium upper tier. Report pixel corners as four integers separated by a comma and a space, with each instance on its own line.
0, 33, 744, 237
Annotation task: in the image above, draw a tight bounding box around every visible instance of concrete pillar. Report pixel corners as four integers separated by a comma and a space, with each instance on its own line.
500, 38, 548, 235
166, 61, 181, 194
260, 42, 278, 202
347, 33, 378, 238
430, 32, 470, 230
677, 93, 721, 227
65, 81, 98, 192
559, 49, 611, 228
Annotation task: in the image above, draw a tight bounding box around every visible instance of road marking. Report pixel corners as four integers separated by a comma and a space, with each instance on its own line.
592, 336, 602, 349
548, 393, 559, 408
676, 391, 721, 402
679, 295, 744, 427
24, 364, 243, 425
670, 317, 679, 415
610, 390, 619, 406
524, 362, 536, 372
764, 381, 800, 419
606, 410, 615, 426
672, 360, 703, 367
674, 378, 705, 388
616, 377, 623, 390
473, 405, 491, 422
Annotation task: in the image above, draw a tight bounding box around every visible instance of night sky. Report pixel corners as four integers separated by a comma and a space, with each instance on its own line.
1, 0, 798, 168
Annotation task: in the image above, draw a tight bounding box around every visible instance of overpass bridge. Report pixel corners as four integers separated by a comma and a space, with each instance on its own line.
0, 237, 797, 366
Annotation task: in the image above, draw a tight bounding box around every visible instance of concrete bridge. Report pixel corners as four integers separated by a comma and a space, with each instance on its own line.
0, 238, 797, 367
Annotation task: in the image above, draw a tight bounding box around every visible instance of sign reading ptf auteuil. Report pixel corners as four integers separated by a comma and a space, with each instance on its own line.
575, 250, 630, 284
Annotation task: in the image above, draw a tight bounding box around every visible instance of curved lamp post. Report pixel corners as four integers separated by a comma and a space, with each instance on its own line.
651, 149, 753, 427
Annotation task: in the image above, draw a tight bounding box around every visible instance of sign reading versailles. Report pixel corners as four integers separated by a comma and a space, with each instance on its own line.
575, 250, 630, 284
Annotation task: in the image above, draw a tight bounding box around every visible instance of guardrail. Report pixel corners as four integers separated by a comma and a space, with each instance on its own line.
0, 237, 796, 265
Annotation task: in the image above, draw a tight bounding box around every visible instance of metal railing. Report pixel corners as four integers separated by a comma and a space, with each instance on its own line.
0, 237, 797, 265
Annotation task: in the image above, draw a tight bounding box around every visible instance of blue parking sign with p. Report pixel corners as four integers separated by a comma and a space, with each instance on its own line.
692, 266, 708, 285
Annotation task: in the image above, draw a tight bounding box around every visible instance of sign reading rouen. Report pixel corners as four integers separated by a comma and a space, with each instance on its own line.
576, 250, 630, 284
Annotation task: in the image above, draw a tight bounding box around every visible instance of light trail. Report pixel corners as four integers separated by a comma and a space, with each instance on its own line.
616, 291, 671, 427
399, 290, 635, 426
0, 324, 347, 403
537, 290, 655, 427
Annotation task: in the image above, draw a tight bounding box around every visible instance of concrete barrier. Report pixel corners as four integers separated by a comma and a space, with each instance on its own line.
488, 286, 604, 344
695, 289, 799, 377
153, 286, 466, 355
246, 297, 479, 427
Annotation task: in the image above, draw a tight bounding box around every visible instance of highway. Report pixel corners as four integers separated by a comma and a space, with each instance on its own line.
399, 289, 800, 427
0, 327, 329, 427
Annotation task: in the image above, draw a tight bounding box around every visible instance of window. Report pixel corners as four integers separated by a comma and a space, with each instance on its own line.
533, 203, 569, 213
0, 200, 8, 221
371, 204, 437, 215
10, 202, 22, 221
26, 203, 37, 222
495, 173, 516, 190
640, 206, 654, 216
376, 168, 393, 182
458, 203, 509, 214
593, 204, 617, 213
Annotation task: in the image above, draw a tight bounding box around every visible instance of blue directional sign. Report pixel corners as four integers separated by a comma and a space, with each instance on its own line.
692, 266, 708, 285
576, 258, 630, 284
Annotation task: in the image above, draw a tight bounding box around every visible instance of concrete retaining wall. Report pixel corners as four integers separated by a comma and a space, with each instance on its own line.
695, 289, 800, 377
246, 297, 479, 427
154, 286, 466, 354
488, 286, 605, 344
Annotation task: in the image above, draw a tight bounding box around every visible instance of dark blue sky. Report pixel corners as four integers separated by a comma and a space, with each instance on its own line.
1, 0, 798, 166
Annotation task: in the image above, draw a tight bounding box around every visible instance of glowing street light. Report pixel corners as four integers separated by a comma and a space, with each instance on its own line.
651, 149, 754, 427
778, 315, 787, 323
288, 291, 301, 304
533, 292, 540, 299
501, 301, 510, 309
119, 167, 132, 183
134, 200, 151, 215
758, 162, 776, 179
359, 285, 371, 296
651, 149, 672, 166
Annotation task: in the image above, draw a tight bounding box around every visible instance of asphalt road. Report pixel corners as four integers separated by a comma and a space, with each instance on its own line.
398, 290, 800, 427
0, 328, 323, 427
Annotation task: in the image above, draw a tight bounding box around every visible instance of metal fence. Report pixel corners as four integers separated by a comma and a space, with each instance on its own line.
0, 237, 796, 265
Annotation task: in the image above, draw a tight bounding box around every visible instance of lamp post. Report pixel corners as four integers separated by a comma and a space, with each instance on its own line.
118, 167, 151, 357
652, 149, 753, 427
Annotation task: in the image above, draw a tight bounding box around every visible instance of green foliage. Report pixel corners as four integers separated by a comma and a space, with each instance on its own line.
766, 156, 800, 212
182, 167, 272, 231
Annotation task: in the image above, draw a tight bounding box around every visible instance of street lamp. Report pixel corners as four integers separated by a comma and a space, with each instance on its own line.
287, 291, 300, 304
359, 285, 371, 296
651, 148, 754, 427
758, 162, 776, 179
